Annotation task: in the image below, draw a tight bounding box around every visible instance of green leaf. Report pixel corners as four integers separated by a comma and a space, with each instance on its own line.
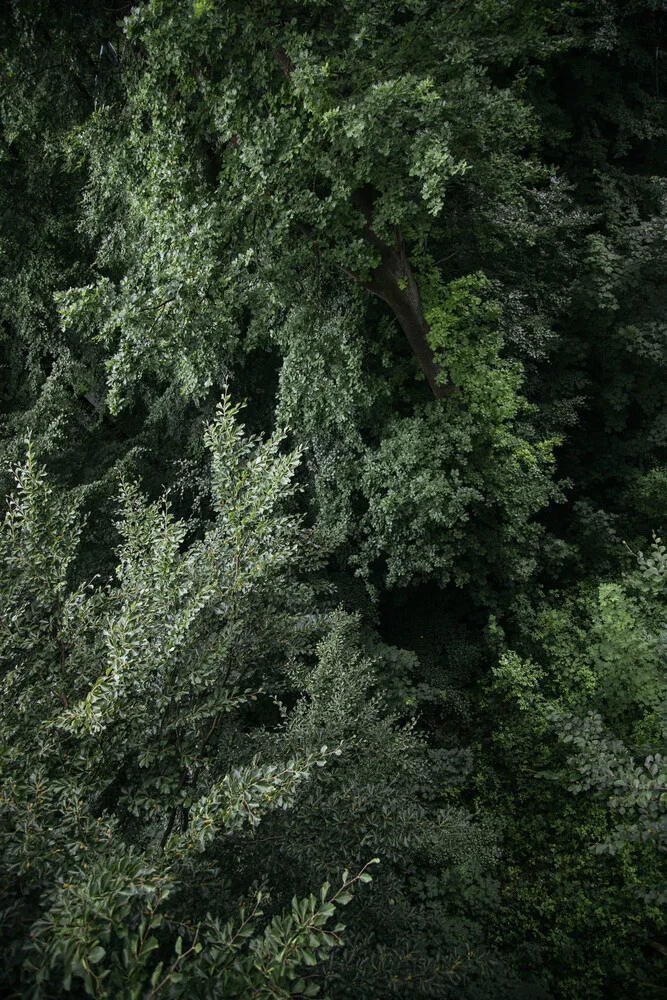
144, 936, 159, 954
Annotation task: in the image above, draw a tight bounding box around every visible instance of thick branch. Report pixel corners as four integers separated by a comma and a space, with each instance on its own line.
349, 186, 455, 399
273, 46, 294, 81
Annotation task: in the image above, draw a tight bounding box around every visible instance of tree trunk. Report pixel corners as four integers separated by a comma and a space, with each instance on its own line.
350, 186, 455, 399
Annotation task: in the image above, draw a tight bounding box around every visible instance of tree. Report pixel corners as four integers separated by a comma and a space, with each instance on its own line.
1, 393, 525, 998
484, 534, 667, 996
0, 395, 369, 997
516, 0, 667, 563
36, 0, 583, 597
4, 2, 667, 997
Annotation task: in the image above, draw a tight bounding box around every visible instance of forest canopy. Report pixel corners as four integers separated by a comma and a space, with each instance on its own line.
2, 1, 667, 997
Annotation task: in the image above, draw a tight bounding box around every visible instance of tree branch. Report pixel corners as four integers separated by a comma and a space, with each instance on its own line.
348, 185, 456, 399
273, 46, 294, 82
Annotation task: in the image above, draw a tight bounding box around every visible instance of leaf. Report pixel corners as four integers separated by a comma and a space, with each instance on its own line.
144, 936, 159, 954
175, 935, 183, 956
88, 945, 105, 963
151, 962, 164, 987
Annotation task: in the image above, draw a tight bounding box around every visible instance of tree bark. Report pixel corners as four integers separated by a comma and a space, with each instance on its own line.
349, 186, 454, 399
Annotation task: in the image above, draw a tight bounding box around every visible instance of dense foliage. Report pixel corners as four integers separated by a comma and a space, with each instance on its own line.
2, 1, 667, 997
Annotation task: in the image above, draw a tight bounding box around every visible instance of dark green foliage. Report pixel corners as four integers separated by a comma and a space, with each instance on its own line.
483, 535, 667, 996
3, 1, 667, 998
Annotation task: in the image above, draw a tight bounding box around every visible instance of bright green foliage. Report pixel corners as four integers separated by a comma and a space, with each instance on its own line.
342, 263, 564, 589
495, 535, 667, 725
424, 272, 516, 422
